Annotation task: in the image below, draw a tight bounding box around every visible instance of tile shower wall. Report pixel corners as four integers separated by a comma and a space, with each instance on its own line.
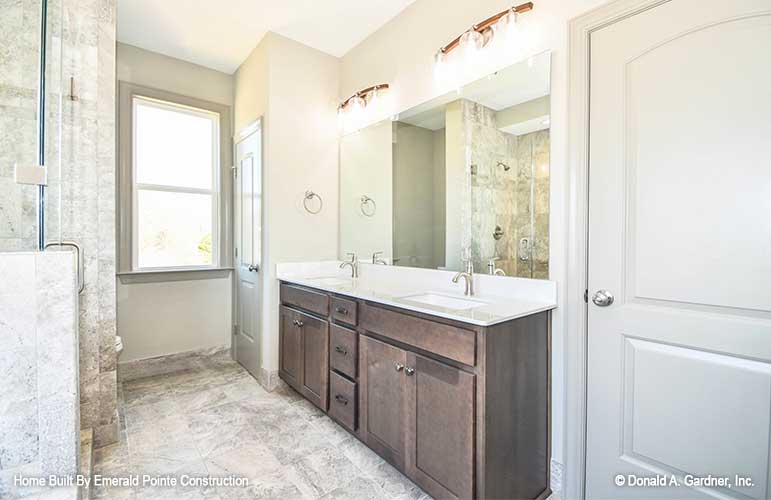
0, 0, 119, 448
0, 0, 40, 250
58, 0, 118, 447
0, 251, 79, 499
465, 100, 550, 279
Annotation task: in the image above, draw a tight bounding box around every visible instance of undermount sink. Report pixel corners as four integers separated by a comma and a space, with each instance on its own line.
399, 293, 488, 311
305, 276, 351, 287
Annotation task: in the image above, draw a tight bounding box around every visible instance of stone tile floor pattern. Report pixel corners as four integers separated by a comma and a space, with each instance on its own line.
94, 354, 432, 500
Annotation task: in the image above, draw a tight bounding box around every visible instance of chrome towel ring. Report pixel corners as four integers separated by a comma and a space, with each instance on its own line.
303, 190, 323, 214
360, 195, 376, 217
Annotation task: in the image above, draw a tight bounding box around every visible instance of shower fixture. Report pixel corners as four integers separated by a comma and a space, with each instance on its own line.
493, 225, 504, 240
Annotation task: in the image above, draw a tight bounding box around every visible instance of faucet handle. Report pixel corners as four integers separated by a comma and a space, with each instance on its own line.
346, 252, 358, 262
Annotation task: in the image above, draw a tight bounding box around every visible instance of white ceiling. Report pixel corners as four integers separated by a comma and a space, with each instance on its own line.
399, 52, 551, 131
117, 0, 417, 74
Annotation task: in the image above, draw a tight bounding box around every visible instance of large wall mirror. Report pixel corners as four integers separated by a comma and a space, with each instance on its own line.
340, 51, 551, 279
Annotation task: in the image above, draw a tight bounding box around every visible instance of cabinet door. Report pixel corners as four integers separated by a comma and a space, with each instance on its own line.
359, 335, 407, 469
297, 310, 329, 411
406, 352, 475, 500
279, 306, 301, 390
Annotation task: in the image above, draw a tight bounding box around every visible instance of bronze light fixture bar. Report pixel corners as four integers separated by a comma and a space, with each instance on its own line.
436, 2, 534, 59
339, 83, 390, 110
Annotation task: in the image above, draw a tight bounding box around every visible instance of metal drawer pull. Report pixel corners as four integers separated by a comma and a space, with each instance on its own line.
394, 363, 404, 372
335, 394, 348, 405
335, 345, 348, 356
405, 367, 415, 376
293, 319, 305, 327
335, 306, 348, 315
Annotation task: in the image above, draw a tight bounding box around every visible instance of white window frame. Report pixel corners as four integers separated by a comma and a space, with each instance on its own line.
130, 95, 221, 271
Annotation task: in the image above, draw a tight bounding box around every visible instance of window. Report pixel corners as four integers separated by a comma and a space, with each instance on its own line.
131, 96, 220, 270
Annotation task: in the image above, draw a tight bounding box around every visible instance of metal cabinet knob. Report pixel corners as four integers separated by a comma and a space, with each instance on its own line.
592, 290, 614, 307
296, 320, 304, 327
335, 345, 348, 356
248, 264, 259, 272
394, 363, 404, 372
405, 367, 415, 376
334, 394, 348, 405
335, 307, 348, 315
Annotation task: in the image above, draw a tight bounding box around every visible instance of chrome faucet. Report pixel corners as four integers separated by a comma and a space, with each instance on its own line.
340, 252, 359, 278
372, 251, 388, 265
487, 258, 506, 276
452, 259, 475, 296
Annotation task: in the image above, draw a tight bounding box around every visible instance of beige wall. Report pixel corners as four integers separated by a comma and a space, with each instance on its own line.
497, 95, 551, 129
234, 33, 340, 375
116, 44, 235, 362
339, 120, 393, 260
393, 122, 435, 268
117, 43, 233, 105
339, 0, 609, 480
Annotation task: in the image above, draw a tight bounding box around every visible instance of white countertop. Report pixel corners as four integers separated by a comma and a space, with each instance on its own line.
276, 261, 557, 327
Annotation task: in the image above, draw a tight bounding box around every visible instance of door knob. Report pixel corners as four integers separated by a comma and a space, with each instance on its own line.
592, 290, 614, 307
405, 367, 415, 376
394, 363, 404, 372
248, 264, 259, 272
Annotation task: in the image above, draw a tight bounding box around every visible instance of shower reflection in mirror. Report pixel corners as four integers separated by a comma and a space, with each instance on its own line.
339, 51, 551, 279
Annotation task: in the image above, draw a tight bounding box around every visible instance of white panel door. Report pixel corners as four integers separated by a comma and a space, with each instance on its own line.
234, 123, 262, 378
586, 1, 771, 499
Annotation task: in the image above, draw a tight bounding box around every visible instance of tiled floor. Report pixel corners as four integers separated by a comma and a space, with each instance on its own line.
94, 353, 431, 500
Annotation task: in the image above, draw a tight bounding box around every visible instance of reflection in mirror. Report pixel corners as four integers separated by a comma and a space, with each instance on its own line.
339, 51, 551, 278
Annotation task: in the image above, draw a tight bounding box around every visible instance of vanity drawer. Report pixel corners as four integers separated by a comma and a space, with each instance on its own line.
331, 296, 357, 326
328, 371, 356, 432
359, 303, 476, 366
330, 324, 358, 379
280, 283, 329, 317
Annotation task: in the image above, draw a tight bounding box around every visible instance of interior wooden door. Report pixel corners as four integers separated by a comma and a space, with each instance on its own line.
586, 1, 771, 499
234, 123, 262, 378
405, 352, 474, 500
297, 311, 329, 410
359, 335, 408, 468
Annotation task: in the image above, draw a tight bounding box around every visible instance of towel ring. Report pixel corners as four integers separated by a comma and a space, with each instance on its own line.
303, 190, 323, 214
360, 195, 376, 217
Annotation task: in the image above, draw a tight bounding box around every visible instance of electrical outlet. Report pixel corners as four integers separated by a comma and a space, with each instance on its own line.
550, 459, 564, 494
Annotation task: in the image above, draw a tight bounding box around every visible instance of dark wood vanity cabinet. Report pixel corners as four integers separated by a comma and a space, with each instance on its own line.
279, 281, 550, 500
278, 305, 329, 410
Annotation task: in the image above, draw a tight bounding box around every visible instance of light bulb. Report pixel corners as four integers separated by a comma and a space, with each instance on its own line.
459, 29, 483, 59
493, 9, 518, 47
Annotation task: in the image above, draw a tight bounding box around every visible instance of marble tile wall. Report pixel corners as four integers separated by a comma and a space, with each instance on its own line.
0, 0, 41, 251
0, 251, 79, 499
464, 99, 550, 279
1, 0, 119, 447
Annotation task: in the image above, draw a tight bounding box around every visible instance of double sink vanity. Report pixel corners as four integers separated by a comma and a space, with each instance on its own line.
276, 261, 556, 500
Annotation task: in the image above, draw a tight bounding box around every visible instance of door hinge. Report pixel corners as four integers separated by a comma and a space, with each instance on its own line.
584, 289, 589, 303
232, 325, 238, 336
231, 165, 237, 178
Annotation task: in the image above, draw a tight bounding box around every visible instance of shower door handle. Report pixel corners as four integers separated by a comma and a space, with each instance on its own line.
44, 241, 84, 294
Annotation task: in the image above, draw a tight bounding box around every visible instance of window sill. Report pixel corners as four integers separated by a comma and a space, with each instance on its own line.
117, 267, 233, 284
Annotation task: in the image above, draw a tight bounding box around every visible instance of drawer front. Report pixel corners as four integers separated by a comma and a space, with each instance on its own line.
331, 296, 358, 326
280, 283, 329, 317
359, 303, 476, 366
330, 324, 358, 379
328, 371, 356, 432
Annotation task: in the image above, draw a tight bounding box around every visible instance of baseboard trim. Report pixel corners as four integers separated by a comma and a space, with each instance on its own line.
258, 368, 280, 392
118, 345, 230, 382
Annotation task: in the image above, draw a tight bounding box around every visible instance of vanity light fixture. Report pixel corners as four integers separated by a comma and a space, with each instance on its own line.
338, 83, 390, 114
434, 2, 534, 63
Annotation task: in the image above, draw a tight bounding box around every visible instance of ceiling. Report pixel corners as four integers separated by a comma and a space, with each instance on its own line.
399, 52, 551, 131
117, 0, 417, 74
